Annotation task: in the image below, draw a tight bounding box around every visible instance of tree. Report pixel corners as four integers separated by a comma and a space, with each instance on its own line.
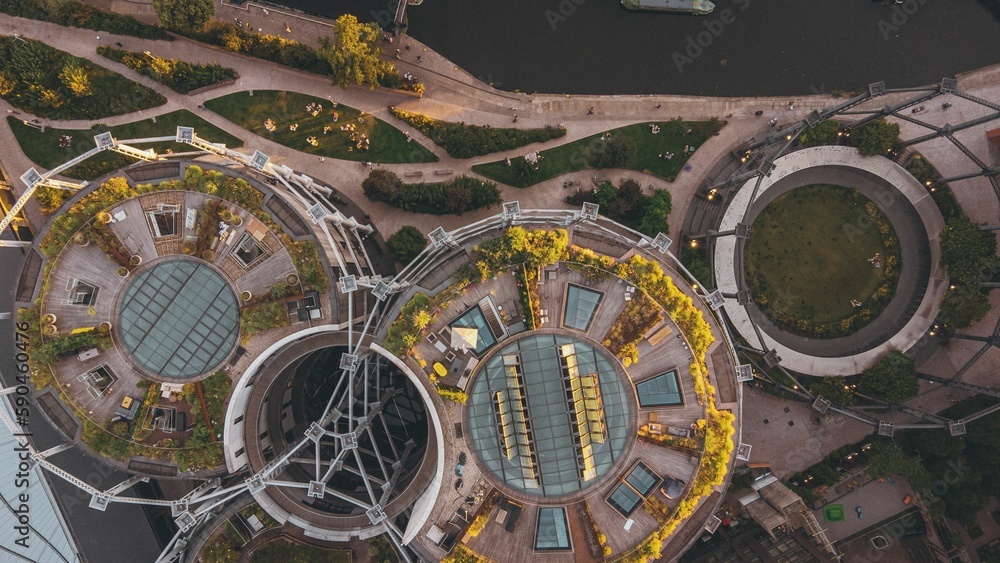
939, 286, 992, 329
867, 441, 932, 492
807, 376, 856, 405
386, 226, 427, 266
851, 118, 900, 156
319, 14, 394, 90
58, 61, 90, 96
638, 189, 672, 237
940, 216, 998, 285
588, 137, 636, 169
152, 0, 214, 32
800, 119, 840, 148
858, 350, 918, 402
361, 169, 402, 204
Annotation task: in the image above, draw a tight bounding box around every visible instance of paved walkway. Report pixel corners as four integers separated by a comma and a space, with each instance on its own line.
0, 14, 836, 244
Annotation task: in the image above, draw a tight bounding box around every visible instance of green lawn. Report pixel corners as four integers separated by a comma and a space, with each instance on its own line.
471, 119, 722, 188
8, 111, 243, 181
204, 91, 438, 164
744, 185, 895, 329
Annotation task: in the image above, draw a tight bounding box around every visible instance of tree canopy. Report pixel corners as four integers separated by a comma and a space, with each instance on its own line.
152, 0, 214, 32
800, 119, 840, 148
940, 216, 998, 285
386, 226, 428, 266
319, 14, 395, 90
858, 350, 918, 402
851, 118, 900, 156
866, 441, 932, 492
939, 286, 992, 329
588, 136, 636, 169
362, 170, 501, 215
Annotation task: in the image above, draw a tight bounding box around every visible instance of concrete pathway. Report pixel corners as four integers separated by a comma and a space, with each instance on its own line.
0, 14, 840, 243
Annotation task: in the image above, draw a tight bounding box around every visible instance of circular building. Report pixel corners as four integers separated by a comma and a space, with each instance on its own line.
714, 146, 947, 375
221, 209, 740, 561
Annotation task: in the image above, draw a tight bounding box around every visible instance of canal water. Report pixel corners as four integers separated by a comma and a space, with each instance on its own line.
274, 0, 1000, 96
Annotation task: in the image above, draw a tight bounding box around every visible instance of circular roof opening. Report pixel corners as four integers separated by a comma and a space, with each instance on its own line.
118, 259, 239, 380
467, 333, 631, 498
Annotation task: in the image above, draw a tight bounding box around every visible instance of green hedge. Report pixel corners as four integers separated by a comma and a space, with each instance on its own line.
1, 0, 171, 40
362, 170, 502, 215
97, 47, 236, 94
185, 22, 421, 94
391, 108, 566, 158
0, 37, 165, 119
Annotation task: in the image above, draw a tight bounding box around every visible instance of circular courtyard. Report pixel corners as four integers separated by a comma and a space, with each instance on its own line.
118, 259, 240, 381
743, 184, 901, 338
466, 332, 632, 499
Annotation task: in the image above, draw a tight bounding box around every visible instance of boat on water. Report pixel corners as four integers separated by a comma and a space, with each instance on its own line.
621, 0, 715, 15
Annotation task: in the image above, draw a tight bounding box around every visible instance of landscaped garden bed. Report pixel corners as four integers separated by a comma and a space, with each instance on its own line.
602, 293, 662, 366
743, 184, 902, 338
471, 118, 724, 188
1, 0, 171, 40
204, 90, 437, 163
7, 111, 244, 188
0, 37, 165, 119
97, 47, 237, 94
362, 169, 501, 215
390, 108, 566, 158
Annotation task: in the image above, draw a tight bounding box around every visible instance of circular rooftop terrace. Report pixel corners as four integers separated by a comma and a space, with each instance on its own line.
118, 259, 239, 380
467, 333, 632, 498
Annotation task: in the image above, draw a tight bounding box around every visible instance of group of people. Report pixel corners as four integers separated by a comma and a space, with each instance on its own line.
658, 152, 675, 160
649, 124, 661, 134
263, 118, 277, 132
305, 102, 323, 117
306, 136, 319, 147
58, 134, 73, 148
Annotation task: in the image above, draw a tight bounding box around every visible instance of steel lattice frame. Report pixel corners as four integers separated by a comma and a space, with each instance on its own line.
700, 78, 1000, 436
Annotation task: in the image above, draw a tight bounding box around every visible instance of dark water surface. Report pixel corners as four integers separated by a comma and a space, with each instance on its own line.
277, 0, 1000, 96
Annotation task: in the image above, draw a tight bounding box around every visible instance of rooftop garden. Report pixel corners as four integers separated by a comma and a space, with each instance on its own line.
0, 36, 165, 119
386, 227, 735, 561
471, 118, 724, 188
390, 108, 567, 158
25, 167, 325, 470
205, 90, 437, 163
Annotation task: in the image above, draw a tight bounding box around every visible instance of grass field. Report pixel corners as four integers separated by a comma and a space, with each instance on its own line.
470, 120, 721, 188
744, 185, 889, 324
205, 91, 437, 164
8, 111, 243, 181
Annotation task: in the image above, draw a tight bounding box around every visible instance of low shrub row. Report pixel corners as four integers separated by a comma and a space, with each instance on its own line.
97, 47, 237, 94
1, 0, 171, 40
390, 108, 566, 158
362, 169, 502, 215
0, 37, 165, 119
